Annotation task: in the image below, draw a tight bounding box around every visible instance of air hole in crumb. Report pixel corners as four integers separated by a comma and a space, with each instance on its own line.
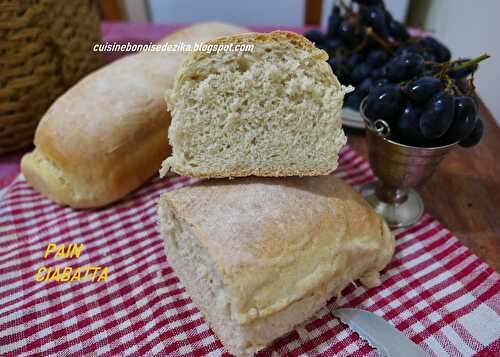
265, 48, 272, 53
236, 57, 249, 73
190, 74, 201, 80
251, 138, 256, 145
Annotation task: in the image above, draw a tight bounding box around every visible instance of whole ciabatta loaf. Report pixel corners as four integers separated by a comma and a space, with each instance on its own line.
158, 175, 395, 356
161, 31, 350, 178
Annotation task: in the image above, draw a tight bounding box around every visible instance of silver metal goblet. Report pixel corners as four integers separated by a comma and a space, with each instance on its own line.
359, 98, 458, 228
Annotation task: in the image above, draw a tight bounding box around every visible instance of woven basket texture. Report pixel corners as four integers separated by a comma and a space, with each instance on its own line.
0, 0, 102, 153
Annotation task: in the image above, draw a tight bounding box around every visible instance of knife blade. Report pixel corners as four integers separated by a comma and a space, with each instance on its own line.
331, 308, 428, 357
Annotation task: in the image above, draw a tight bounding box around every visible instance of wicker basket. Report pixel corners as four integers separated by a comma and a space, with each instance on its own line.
0, 0, 102, 154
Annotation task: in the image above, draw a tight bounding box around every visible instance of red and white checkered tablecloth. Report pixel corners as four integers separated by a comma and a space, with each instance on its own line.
0, 146, 499, 356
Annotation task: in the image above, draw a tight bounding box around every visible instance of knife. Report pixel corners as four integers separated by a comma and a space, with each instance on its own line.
331, 308, 428, 357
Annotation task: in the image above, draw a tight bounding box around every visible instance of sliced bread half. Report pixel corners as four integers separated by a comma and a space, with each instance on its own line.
161, 31, 350, 178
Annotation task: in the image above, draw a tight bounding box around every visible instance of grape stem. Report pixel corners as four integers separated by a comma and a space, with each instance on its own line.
449, 53, 490, 72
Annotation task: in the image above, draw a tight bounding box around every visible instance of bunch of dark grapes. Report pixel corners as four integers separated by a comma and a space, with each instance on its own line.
364, 54, 488, 147
304, 0, 489, 148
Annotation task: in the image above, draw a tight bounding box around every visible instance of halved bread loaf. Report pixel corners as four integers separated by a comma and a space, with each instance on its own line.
158, 175, 395, 356
161, 31, 350, 178
20, 22, 247, 208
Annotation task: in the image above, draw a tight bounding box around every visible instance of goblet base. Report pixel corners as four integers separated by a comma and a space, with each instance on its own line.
360, 181, 424, 228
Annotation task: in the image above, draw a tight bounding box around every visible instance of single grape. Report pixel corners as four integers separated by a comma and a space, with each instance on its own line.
388, 19, 409, 40
419, 92, 455, 139
445, 96, 478, 142
385, 53, 425, 82
327, 6, 342, 38
331, 3, 341, 16
405, 76, 442, 105
339, 21, 362, 48
362, 6, 388, 38
351, 62, 372, 84
364, 84, 404, 122
338, 21, 355, 45
366, 50, 388, 67
419, 37, 451, 62
459, 118, 484, 147
395, 103, 427, 146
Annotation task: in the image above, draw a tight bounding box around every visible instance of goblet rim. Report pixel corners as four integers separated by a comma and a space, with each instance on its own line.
359, 97, 459, 151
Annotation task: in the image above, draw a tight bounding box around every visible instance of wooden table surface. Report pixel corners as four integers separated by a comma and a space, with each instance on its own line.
346, 100, 500, 271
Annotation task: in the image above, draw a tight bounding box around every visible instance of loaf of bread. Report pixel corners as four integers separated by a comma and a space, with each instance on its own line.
20, 22, 247, 208
161, 31, 350, 178
158, 175, 395, 356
